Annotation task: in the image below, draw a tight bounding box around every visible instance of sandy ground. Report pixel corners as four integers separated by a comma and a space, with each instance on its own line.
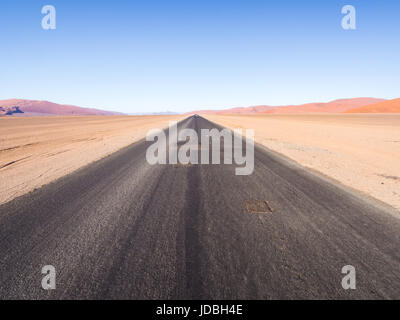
0, 115, 182, 205
206, 114, 400, 212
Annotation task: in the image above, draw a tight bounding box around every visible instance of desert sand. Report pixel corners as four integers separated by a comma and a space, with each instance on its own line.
0, 115, 182, 205
206, 114, 400, 212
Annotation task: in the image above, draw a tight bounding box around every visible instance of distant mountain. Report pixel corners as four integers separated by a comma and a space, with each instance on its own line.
0, 99, 123, 116
219, 105, 276, 114
344, 98, 400, 113
188, 98, 385, 115
187, 105, 275, 115
127, 111, 180, 116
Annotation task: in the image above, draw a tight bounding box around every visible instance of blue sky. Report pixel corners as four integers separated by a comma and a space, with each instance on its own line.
0, 0, 399, 113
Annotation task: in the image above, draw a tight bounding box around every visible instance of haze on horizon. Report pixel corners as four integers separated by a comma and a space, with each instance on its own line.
1, 0, 399, 113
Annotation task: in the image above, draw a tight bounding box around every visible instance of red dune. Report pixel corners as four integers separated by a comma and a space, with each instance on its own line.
0, 99, 122, 116
263, 98, 385, 114
188, 98, 384, 115
344, 98, 400, 113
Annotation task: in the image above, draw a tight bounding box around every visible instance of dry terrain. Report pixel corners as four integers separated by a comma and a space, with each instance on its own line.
206, 114, 400, 212
0, 115, 182, 205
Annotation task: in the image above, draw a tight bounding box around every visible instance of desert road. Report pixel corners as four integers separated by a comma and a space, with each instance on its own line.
0, 116, 399, 299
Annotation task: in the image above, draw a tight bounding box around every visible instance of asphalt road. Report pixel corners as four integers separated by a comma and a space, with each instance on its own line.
0, 116, 399, 299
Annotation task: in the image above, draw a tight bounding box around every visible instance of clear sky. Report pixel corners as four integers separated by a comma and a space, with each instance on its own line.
0, 0, 399, 113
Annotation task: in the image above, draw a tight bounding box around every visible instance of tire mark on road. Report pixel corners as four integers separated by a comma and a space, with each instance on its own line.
183, 165, 203, 299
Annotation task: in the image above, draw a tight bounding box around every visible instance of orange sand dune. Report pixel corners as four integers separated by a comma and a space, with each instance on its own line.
187, 98, 384, 115
263, 98, 385, 114
345, 98, 400, 113
0, 99, 122, 116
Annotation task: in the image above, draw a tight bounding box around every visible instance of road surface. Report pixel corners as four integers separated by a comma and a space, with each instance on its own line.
0, 116, 399, 299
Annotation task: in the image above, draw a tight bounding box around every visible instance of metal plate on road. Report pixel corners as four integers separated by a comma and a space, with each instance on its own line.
244, 199, 274, 214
